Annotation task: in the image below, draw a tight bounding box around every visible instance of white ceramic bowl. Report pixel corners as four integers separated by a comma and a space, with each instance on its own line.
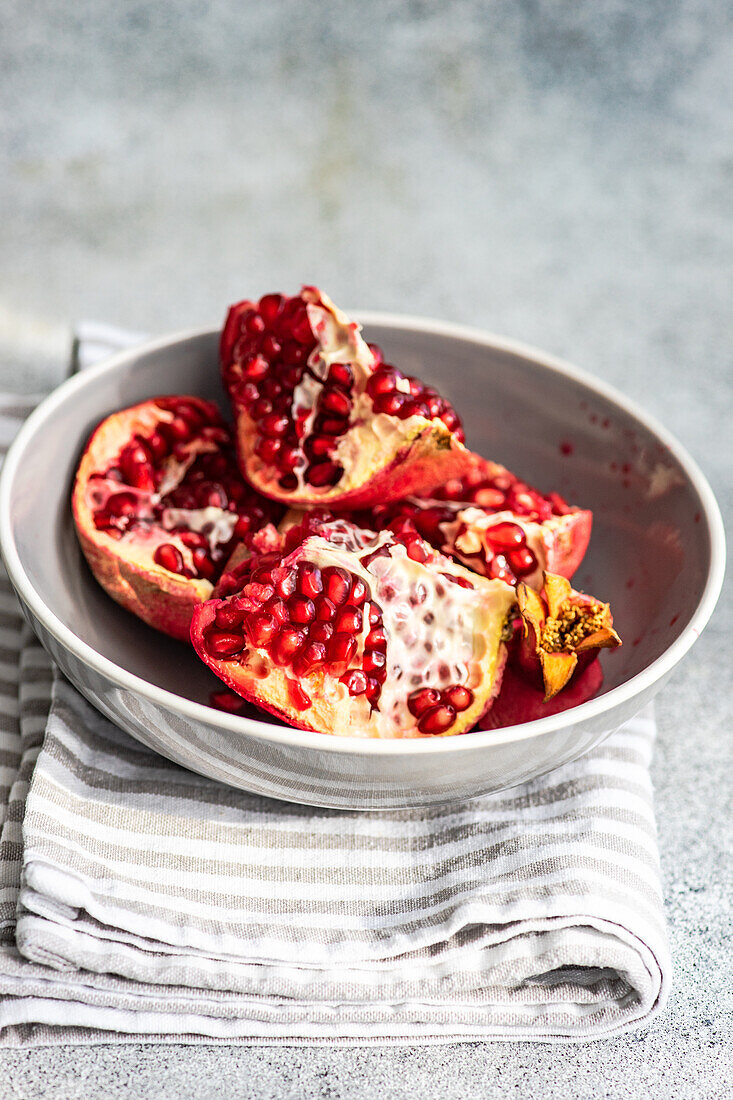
0, 317, 725, 808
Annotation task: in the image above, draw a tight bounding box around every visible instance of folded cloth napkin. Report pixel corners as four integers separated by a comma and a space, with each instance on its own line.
0, 332, 671, 1046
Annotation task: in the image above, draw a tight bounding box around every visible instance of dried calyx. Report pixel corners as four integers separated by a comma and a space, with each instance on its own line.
516, 571, 622, 701
220, 287, 475, 508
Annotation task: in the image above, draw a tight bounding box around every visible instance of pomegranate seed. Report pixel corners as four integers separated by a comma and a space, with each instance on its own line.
424, 395, 444, 418
305, 435, 336, 460
309, 621, 334, 644
192, 547, 216, 580
180, 530, 208, 550
288, 595, 316, 624
306, 463, 343, 488
205, 630, 246, 659
273, 627, 305, 665
365, 626, 386, 649
167, 416, 192, 441
278, 444, 304, 471
265, 597, 290, 626
327, 633, 358, 672
93, 510, 115, 531
372, 392, 407, 416
320, 388, 351, 418
406, 376, 424, 397
274, 568, 296, 598
341, 669, 368, 696
367, 343, 384, 366
441, 410, 461, 435
313, 414, 348, 436
236, 381, 259, 406
147, 431, 168, 461
244, 311, 266, 336
209, 689, 246, 714
279, 473, 298, 491
297, 563, 323, 598
261, 334, 282, 359
293, 641, 327, 678
243, 355, 269, 381
287, 679, 312, 712
154, 543, 185, 574
255, 437, 282, 464
314, 595, 336, 621
418, 704, 457, 735
363, 649, 386, 677
244, 612, 277, 647
335, 605, 362, 633
486, 521, 526, 551
349, 577, 367, 606
408, 689, 441, 718
443, 686, 473, 712
289, 309, 313, 345
368, 605, 382, 626
366, 368, 402, 398
259, 413, 290, 437
488, 555, 515, 583
215, 605, 246, 629
120, 444, 155, 491
406, 538, 430, 563
251, 397, 273, 420
365, 678, 382, 706
507, 547, 537, 576
328, 363, 353, 387
323, 568, 351, 605
258, 293, 284, 324
106, 491, 138, 517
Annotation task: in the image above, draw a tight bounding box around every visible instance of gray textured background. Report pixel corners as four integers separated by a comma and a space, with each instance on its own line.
1, 1, 732, 1097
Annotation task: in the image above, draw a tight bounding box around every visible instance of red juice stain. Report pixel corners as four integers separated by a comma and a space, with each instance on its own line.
559, 440, 574, 456
670, 614, 679, 627
626, 578, 635, 589
632, 637, 642, 647
590, 413, 598, 424
602, 418, 610, 429
694, 512, 701, 524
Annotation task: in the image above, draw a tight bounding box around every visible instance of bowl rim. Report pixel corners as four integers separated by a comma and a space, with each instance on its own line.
0, 313, 725, 756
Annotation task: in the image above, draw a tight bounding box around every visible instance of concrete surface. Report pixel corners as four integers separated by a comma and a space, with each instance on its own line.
1, 1, 731, 1096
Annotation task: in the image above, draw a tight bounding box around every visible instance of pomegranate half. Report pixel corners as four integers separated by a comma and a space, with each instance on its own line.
72, 396, 281, 641
220, 287, 476, 508
191, 518, 516, 738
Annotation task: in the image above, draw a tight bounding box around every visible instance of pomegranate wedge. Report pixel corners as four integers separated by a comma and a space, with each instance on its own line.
72, 396, 281, 640
220, 287, 475, 508
191, 519, 516, 738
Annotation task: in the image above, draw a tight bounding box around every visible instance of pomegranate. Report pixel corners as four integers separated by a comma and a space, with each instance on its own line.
191, 519, 517, 738
514, 571, 621, 700
72, 396, 282, 640
220, 287, 475, 508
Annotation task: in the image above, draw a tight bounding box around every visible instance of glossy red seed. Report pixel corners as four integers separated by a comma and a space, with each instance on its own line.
154, 543, 184, 574
244, 311, 265, 336
192, 547, 216, 580
309, 621, 334, 644
306, 463, 343, 488
365, 626, 386, 650
406, 538, 430, 563
236, 381, 260, 406
313, 414, 348, 436
265, 597, 290, 626
341, 669, 368, 696
293, 641, 327, 678
106, 491, 138, 517
365, 677, 381, 706
334, 605, 362, 634
368, 604, 382, 626
278, 444, 303, 471
367, 343, 384, 366
243, 581, 275, 604
349, 577, 367, 606
405, 376, 424, 397
417, 704, 457, 734
305, 435, 336, 459
323, 568, 351, 605
363, 649, 386, 676
261, 334, 282, 359
259, 413, 290, 437
366, 368, 402, 398
407, 688, 441, 718
297, 563, 323, 598
314, 595, 336, 622
320, 388, 351, 418
251, 397, 273, 420
255, 437, 282, 464
215, 605, 246, 629
473, 487, 506, 510
146, 430, 168, 461
180, 530, 208, 550
205, 630, 246, 658
209, 689, 246, 714
274, 568, 296, 598
486, 521, 526, 551
120, 445, 155, 492
167, 415, 192, 441
258, 293, 284, 324
507, 547, 537, 575
328, 363, 353, 387
273, 627, 305, 665
288, 595, 315, 624
243, 355, 269, 381
245, 612, 277, 647
327, 633, 358, 671
443, 685, 473, 712
372, 392, 407, 416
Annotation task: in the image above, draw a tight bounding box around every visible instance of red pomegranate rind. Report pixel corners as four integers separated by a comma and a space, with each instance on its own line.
481, 659, 604, 730
220, 287, 476, 508
191, 522, 516, 738
365, 455, 592, 588
72, 396, 281, 641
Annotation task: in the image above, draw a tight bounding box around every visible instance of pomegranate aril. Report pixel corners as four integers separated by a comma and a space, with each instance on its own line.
251, 397, 273, 420
443, 685, 473, 712
305, 435, 336, 460
297, 563, 323, 598
363, 649, 386, 677
335, 605, 362, 633
244, 311, 266, 336
327, 633, 358, 672
261, 334, 282, 359
243, 611, 277, 647
365, 626, 386, 649
368, 605, 382, 626
406, 538, 430, 563
154, 543, 185, 574
192, 548, 216, 580
167, 415, 192, 441
205, 630, 246, 658
279, 473, 298, 491
367, 343, 384, 366
215, 605, 246, 629
209, 689, 246, 714
147, 430, 168, 461
366, 678, 382, 706
507, 547, 537, 575
323, 568, 351, 605
258, 293, 284, 325
366, 368, 402, 398
372, 392, 407, 416
243, 355, 269, 381
320, 388, 352, 418
314, 595, 337, 622
236, 381, 260, 406
328, 363, 353, 388
313, 414, 348, 436
349, 577, 367, 606
259, 413, 290, 437
418, 704, 457, 735
120, 444, 155, 491
273, 627, 306, 665
179, 530, 208, 550
255, 437, 282, 464
274, 568, 296, 598
408, 688, 441, 718
341, 669, 368, 696
309, 621, 334, 644
288, 595, 316, 624
244, 581, 275, 605
278, 444, 304, 472
293, 641, 327, 678
306, 463, 343, 488
106, 491, 138, 517
486, 521, 526, 551
266, 597, 290, 626
289, 309, 314, 345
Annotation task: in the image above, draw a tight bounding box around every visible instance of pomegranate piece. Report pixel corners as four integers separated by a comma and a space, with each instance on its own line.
220, 287, 476, 508
363, 455, 593, 589
191, 520, 517, 738
514, 571, 621, 700
72, 396, 282, 641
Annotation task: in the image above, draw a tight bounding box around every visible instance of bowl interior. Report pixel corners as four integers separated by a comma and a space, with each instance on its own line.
4, 324, 714, 716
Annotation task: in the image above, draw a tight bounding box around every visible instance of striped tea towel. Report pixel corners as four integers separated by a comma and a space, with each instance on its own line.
0, 335, 671, 1045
